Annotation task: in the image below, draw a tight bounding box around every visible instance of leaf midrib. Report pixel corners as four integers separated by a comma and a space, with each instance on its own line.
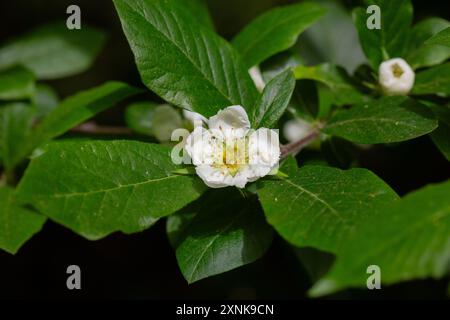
187, 209, 246, 282
283, 178, 347, 224
327, 117, 425, 130
51, 174, 179, 199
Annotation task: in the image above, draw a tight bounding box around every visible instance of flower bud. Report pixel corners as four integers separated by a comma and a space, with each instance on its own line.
283, 118, 312, 143
378, 58, 415, 95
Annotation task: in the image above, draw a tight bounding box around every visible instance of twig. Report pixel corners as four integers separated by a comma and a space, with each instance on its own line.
71, 121, 133, 135
280, 128, 321, 159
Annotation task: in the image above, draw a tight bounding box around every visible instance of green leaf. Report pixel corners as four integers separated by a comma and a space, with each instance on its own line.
0, 66, 35, 100
280, 156, 298, 176
178, 0, 214, 30
406, 18, 450, 69
113, 0, 257, 118
425, 27, 450, 47
412, 63, 450, 96
232, 2, 326, 68
0, 186, 46, 254
0, 102, 35, 170
324, 96, 438, 144
31, 84, 59, 119
257, 165, 398, 253
311, 180, 450, 297
14, 81, 140, 168
252, 69, 295, 128
293, 63, 366, 106
0, 22, 106, 79
168, 189, 273, 283
17, 140, 206, 240
430, 122, 450, 161
353, 0, 413, 69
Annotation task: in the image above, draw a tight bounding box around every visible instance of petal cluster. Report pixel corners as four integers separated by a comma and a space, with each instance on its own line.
185, 106, 280, 188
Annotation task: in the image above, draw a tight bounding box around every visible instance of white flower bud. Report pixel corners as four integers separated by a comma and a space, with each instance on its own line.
283, 118, 313, 143
378, 58, 415, 95
184, 105, 280, 188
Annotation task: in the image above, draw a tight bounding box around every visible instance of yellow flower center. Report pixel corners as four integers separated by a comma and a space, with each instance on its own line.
391, 63, 404, 78
213, 137, 249, 176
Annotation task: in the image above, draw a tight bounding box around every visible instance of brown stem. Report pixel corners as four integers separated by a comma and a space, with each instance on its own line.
71, 121, 133, 135
280, 129, 321, 159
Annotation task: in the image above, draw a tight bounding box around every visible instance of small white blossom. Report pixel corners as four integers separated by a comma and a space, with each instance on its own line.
184, 105, 280, 188
378, 58, 415, 95
283, 118, 313, 143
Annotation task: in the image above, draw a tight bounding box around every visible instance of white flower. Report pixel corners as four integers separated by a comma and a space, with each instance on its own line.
184, 105, 280, 188
182, 109, 207, 127
378, 58, 415, 95
283, 118, 313, 142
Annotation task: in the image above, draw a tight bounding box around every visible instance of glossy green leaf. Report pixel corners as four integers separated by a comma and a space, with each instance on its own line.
425, 27, 450, 47
113, 0, 257, 118
293, 64, 366, 106
17, 140, 206, 240
0, 22, 106, 79
0, 66, 35, 100
280, 156, 298, 176
168, 189, 273, 283
412, 63, 450, 96
232, 2, 326, 68
311, 180, 450, 296
14, 81, 141, 168
0, 186, 46, 254
252, 69, 295, 128
258, 166, 398, 253
406, 18, 450, 69
324, 96, 438, 144
0, 102, 35, 170
353, 0, 413, 69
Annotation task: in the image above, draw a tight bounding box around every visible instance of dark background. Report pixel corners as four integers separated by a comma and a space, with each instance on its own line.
0, 0, 449, 299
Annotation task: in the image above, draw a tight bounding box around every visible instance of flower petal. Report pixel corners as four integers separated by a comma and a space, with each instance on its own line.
249, 128, 280, 168
183, 109, 208, 127
208, 105, 250, 138
185, 127, 222, 165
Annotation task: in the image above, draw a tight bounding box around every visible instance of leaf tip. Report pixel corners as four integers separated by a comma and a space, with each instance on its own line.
308, 278, 339, 298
